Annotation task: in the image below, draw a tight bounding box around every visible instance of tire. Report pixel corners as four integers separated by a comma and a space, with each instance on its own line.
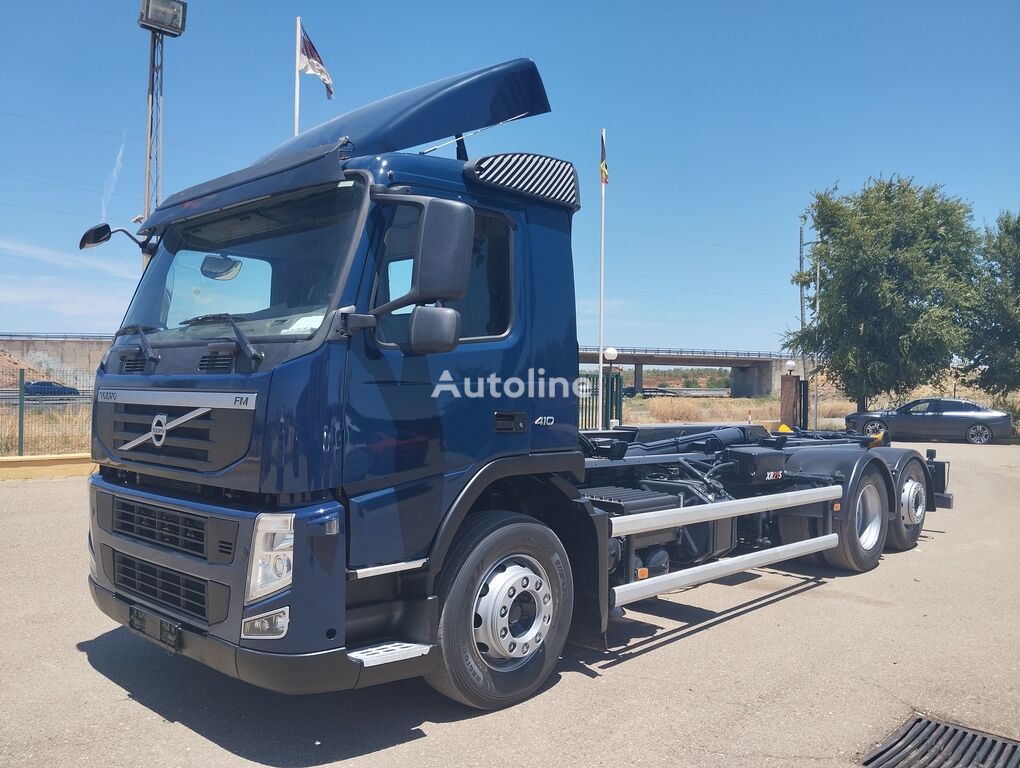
886, 459, 928, 551
823, 465, 890, 572
425, 510, 573, 709
862, 419, 887, 438
965, 423, 993, 445
776, 513, 826, 565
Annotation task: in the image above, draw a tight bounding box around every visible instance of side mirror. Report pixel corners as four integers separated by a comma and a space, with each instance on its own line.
373, 198, 474, 315
408, 306, 461, 355
79, 223, 112, 250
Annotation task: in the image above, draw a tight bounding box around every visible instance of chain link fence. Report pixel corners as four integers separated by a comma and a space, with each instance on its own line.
0, 368, 95, 456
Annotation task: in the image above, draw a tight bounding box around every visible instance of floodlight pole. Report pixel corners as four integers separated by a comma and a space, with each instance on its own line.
143, 30, 164, 221
142, 30, 164, 268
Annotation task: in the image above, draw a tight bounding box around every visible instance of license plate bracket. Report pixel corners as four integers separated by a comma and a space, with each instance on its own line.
128, 605, 181, 652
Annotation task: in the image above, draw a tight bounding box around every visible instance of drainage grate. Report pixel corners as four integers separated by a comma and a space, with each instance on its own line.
863, 714, 1019, 767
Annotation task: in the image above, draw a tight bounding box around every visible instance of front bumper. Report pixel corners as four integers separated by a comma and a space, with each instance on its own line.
90, 577, 362, 694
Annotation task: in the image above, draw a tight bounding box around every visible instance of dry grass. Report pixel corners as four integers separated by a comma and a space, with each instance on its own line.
645, 397, 779, 423
0, 403, 91, 456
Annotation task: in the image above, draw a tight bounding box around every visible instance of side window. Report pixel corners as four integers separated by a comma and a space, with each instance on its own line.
448, 213, 512, 339
373, 207, 512, 345
907, 400, 933, 414
372, 204, 422, 344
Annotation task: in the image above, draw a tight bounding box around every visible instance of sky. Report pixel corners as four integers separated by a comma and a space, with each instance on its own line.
0, 1, 1017, 350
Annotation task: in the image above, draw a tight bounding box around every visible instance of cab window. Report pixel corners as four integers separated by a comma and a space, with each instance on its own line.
372, 206, 512, 345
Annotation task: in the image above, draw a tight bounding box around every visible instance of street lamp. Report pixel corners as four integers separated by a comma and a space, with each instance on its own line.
605, 347, 619, 365
786, 359, 797, 375
138, 0, 187, 259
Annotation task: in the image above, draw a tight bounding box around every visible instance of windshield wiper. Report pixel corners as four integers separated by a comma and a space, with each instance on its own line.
114, 323, 160, 362
180, 313, 265, 364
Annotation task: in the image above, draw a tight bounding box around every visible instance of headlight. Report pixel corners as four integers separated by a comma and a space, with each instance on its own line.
245, 513, 295, 604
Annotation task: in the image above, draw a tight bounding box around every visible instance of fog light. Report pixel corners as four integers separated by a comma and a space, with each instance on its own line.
241, 606, 290, 639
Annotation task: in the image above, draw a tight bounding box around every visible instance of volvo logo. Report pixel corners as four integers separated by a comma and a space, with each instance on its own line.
150, 414, 168, 447
118, 406, 212, 453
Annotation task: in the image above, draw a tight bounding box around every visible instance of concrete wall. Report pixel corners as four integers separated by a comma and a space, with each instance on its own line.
730, 359, 803, 398
0, 336, 111, 374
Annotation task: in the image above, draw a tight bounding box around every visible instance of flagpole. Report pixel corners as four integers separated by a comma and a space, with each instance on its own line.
293, 17, 301, 136
596, 128, 607, 429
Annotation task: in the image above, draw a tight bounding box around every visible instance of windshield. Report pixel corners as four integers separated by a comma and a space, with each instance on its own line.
121, 178, 367, 341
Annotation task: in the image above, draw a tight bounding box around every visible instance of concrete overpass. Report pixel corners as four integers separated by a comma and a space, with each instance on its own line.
578, 346, 801, 397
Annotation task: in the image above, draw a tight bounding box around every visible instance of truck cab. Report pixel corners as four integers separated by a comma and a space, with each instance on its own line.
85, 58, 951, 709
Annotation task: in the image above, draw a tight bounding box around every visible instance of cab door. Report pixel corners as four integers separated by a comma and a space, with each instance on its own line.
342, 198, 530, 568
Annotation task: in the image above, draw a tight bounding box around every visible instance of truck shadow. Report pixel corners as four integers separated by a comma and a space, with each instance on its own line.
563, 570, 827, 674
76, 628, 485, 767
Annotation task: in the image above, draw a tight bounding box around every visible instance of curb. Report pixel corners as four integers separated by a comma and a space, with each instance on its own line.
0, 453, 96, 480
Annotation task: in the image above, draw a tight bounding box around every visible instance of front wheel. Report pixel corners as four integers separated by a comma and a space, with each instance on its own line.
425, 510, 573, 709
886, 459, 928, 551
862, 419, 887, 437
965, 423, 993, 445
823, 465, 890, 572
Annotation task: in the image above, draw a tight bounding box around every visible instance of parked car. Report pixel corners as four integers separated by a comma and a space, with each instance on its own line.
24, 380, 81, 397
845, 398, 1014, 444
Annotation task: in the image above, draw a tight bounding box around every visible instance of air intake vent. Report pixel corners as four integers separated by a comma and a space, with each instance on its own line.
466, 153, 580, 211
217, 540, 233, 557
199, 352, 234, 373
121, 356, 146, 374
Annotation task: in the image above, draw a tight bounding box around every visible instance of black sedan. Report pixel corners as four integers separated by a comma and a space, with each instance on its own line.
24, 380, 81, 397
845, 398, 1014, 445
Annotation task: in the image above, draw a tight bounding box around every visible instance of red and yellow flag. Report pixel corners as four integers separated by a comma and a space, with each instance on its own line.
600, 130, 609, 184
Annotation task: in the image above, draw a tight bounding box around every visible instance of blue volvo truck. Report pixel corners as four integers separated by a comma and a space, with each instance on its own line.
81, 59, 952, 709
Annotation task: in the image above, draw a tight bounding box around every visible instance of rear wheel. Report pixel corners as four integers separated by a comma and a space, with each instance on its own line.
823, 465, 889, 572
886, 459, 928, 551
425, 510, 573, 709
965, 423, 993, 445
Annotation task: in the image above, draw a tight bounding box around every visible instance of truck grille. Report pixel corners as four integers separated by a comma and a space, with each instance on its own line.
113, 551, 208, 621
113, 498, 205, 557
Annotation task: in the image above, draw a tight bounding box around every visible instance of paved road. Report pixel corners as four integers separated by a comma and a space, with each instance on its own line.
2, 442, 1018, 767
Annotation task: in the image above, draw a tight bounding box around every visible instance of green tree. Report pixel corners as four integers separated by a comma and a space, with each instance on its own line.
965, 210, 1020, 395
786, 177, 979, 411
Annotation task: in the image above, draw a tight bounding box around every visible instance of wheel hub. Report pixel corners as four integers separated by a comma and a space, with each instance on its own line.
900, 478, 926, 525
474, 557, 553, 670
856, 483, 884, 550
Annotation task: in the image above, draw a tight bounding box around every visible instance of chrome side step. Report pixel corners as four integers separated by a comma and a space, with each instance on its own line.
349, 641, 431, 667
608, 485, 843, 537
611, 533, 839, 607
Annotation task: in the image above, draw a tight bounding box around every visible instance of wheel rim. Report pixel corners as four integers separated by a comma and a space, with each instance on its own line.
863, 421, 885, 436
900, 477, 926, 526
967, 424, 991, 444
473, 554, 553, 672
856, 483, 884, 550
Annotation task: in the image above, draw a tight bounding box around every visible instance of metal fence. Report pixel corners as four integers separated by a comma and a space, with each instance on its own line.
579, 372, 624, 430
0, 368, 95, 456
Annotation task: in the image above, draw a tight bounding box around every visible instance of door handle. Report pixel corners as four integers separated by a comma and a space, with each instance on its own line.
494, 412, 526, 433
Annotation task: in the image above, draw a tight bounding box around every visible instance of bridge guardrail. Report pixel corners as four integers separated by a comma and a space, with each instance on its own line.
578, 346, 788, 360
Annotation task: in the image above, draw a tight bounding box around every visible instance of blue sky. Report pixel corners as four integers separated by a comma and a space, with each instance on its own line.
1, 1, 1017, 350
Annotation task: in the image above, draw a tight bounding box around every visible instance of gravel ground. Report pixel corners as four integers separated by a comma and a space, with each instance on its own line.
2, 441, 1017, 767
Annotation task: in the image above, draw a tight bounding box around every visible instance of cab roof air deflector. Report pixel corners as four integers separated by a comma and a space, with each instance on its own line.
260, 58, 551, 164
